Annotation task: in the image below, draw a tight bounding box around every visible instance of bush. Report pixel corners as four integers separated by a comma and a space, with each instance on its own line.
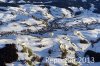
0, 44, 18, 65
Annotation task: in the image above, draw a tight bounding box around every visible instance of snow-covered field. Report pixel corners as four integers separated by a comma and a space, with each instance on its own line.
0, 3, 100, 66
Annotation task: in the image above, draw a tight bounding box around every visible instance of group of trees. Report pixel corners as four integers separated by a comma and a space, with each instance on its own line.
6, 0, 35, 3
0, 0, 70, 3
4, 0, 52, 3
2, 0, 100, 3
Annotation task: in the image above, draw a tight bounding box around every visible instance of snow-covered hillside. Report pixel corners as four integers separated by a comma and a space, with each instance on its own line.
0, 2, 100, 66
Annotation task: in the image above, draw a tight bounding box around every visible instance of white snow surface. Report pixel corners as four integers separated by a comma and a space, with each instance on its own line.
0, 4, 100, 66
